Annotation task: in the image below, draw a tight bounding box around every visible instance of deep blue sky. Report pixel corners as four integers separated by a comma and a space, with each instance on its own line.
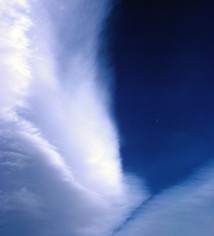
107, 0, 214, 193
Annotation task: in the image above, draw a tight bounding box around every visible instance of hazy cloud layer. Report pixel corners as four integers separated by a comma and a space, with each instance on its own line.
116, 163, 214, 236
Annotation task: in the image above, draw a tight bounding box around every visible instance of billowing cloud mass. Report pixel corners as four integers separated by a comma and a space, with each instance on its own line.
1, 0, 214, 236
0, 0, 145, 235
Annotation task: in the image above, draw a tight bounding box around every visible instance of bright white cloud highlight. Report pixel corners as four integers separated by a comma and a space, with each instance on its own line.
0, 0, 32, 111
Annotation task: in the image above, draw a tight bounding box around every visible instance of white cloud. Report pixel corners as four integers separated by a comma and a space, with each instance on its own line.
0, 0, 32, 111
0, 115, 144, 236
116, 163, 214, 236
22, 0, 145, 200
0, 0, 147, 235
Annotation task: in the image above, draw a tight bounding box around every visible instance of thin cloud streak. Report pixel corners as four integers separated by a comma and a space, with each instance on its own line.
116, 162, 214, 236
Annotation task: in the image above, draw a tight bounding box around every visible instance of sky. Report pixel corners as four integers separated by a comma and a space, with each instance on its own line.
0, 0, 214, 235
110, 0, 214, 193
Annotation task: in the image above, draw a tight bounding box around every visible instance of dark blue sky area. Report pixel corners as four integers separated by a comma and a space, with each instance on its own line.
108, 0, 214, 193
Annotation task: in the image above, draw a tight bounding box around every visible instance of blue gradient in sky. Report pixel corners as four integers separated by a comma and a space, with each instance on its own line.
110, 0, 214, 193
